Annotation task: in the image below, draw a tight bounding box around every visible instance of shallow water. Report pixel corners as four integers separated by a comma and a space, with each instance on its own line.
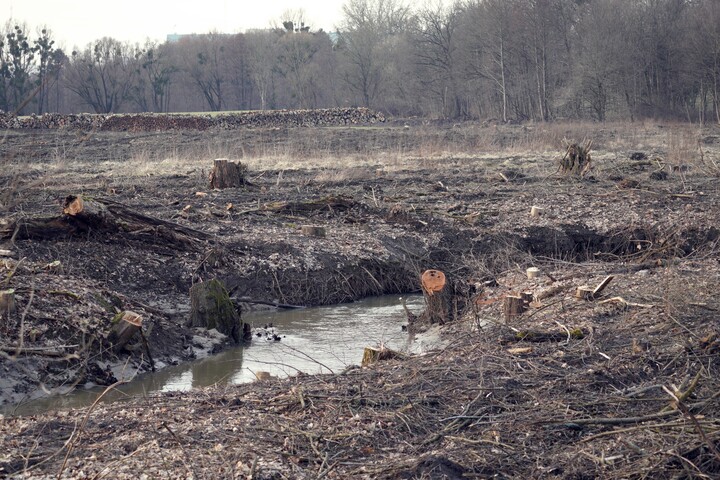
4, 295, 427, 416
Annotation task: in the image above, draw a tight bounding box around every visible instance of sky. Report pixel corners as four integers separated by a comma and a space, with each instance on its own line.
2, 0, 346, 50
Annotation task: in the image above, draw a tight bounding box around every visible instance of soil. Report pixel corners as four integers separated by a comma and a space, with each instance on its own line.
1, 121, 719, 478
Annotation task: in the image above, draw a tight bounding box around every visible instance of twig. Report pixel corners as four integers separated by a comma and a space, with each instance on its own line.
57, 379, 131, 478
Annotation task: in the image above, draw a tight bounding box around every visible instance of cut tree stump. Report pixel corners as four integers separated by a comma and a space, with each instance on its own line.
209, 159, 248, 189
63, 195, 110, 225
188, 279, 242, 343
415, 269, 468, 326
575, 276, 614, 301
521, 291, 534, 305
362, 346, 403, 366
0, 289, 16, 319
421, 269, 451, 324
109, 311, 143, 352
575, 285, 595, 300
503, 295, 526, 322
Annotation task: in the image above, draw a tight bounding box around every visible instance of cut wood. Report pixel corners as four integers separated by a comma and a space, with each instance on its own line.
209, 159, 249, 189
255, 371, 273, 381
507, 346, 533, 355
503, 295, 526, 322
1, 195, 210, 249
597, 297, 655, 309
421, 270, 446, 295
0, 289, 16, 319
530, 206, 543, 217
188, 279, 242, 343
63, 195, 111, 226
576, 276, 614, 301
420, 269, 451, 324
526, 267, 540, 279
521, 291, 534, 305
362, 346, 403, 366
300, 225, 326, 238
575, 285, 595, 300
109, 311, 143, 352
592, 275, 614, 297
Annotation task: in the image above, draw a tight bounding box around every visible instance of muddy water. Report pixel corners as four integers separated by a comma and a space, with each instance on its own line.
4, 295, 430, 416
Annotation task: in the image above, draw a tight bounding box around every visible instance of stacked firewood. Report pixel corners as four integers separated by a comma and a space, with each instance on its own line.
0, 107, 385, 132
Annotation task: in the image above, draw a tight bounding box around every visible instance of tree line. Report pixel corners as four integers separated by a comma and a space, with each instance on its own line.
3, 0, 720, 123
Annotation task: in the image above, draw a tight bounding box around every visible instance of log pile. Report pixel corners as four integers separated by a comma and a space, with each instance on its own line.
0, 108, 385, 131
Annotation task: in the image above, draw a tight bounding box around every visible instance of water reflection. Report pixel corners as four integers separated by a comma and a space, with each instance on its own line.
4, 295, 424, 416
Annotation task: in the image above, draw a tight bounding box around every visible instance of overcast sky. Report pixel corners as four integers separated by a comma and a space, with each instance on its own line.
3, 0, 345, 50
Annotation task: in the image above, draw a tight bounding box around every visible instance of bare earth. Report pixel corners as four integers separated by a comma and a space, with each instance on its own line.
1, 121, 719, 478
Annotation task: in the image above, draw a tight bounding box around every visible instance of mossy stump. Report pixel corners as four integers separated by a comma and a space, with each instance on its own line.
188, 279, 242, 343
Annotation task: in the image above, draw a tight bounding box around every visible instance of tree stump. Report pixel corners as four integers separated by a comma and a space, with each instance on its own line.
561, 140, 593, 176
361, 346, 402, 366
209, 159, 248, 189
503, 295, 526, 322
420, 269, 451, 325
521, 291, 534, 305
63, 195, 111, 226
575, 285, 595, 300
188, 279, 242, 343
109, 311, 143, 352
0, 289, 16, 319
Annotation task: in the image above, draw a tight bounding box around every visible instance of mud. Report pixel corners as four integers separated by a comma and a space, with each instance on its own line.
0, 121, 719, 477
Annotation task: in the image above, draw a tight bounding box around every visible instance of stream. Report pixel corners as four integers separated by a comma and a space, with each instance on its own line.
4, 295, 431, 416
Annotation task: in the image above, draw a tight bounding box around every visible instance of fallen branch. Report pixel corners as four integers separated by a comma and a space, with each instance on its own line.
234, 297, 304, 309
501, 328, 586, 344
597, 297, 655, 308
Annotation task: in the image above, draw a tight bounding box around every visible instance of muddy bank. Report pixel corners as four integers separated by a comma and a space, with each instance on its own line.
2, 123, 720, 402
1, 254, 718, 478
1, 120, 720, 476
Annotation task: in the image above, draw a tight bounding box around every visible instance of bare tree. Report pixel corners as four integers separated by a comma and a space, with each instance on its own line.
224, 34, 254, 110
129, 41, 177, 112
275, 27, 334, 109
465, 0, 515, 122
0, 22, 37, 113
412, 2, 465, 118
33, 27, 61, 114
246, 30, 280, 110
64, 37, 136, 113
179, 33, 228, 112
338, 0, 411, 108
